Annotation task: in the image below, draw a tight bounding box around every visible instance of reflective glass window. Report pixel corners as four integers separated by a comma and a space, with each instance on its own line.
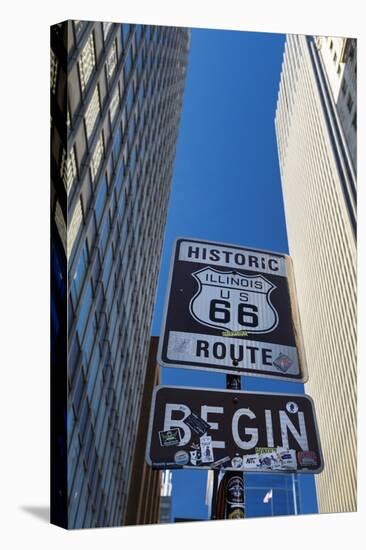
109, 85, 120, 123
85, 86, 100, 139
79, 33, 96, 91
121, 24, 130, 46
114, 158, 125, 200
76, 281, 93, 340
95, 176, 108, 228
61, 146, 77, 195
102, 246, 113, 288
71, 242, 89, 307
90, 134, 104, 183
99, 215, 110, 258
106, 42, 117, 81
103, 21, 113, 41
112, 125, 122, 165
124, 50, 132, 80
83, 319, 96, 364
88, 350, 100, 399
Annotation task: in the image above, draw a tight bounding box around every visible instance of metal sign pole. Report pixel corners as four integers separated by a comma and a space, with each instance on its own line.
210, 470, 219, 520
224, 374, 245, 520
149, 238, 323, 521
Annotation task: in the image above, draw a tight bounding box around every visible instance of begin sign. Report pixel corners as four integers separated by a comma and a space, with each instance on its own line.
158, 238, 307, 381
146, 386, 323, 474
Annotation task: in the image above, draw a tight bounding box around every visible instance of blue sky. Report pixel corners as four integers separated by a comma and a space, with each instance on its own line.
151, 27, 317, 520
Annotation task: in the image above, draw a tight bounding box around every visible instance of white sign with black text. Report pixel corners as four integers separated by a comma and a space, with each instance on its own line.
158, 238, 307, 381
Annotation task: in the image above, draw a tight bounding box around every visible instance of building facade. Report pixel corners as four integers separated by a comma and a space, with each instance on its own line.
275, 34, 356, 513
51, 20, 190, 528
124, 337, 161, 526
315, 37, 357, 172
207, 470, 306, 519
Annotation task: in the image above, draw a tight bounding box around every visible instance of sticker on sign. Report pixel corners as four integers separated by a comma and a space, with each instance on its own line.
158, 238, 308, 381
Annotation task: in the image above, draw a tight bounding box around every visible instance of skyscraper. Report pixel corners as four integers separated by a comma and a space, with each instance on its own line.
315, 37, 357, 173
275, 34, 356, 513
124, 337, 161, 526
51, 20, 190, 528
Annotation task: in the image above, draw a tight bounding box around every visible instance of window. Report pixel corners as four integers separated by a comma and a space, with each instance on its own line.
112, 126, 122, 165
329, 39, 333, 50
83, 320, 96, 365
129, 146, 137, 175
95, 176, 108, 228
69, 336, 81, 387
333, 51, 337, 63
137, 84, 144, 110
124, 49, 132, 80
90, 134, 104, 182
79, 33, 96, 91
76, 281, 93, 341
88, 352, 100, 398
85, 86, 100, 139
74, 21, 87, 41
50, 49, 58, 94
101, 246, 113, 288
347, 93, 354, 113
106, 42, 117, 81
145, 26, 151, 44
99, 215, 110, 258
103, 21, 113, 41
337, 64, 341, 76
68, 198, 83, 259
109, 85, 120, 123
114, 157, 125, 199
126, 86, 133, 113
122, 24, 130, 46
136, 50, 143, 76
61, 146, 77, 195
135, 24, 142, 44
71, 243, 89, 307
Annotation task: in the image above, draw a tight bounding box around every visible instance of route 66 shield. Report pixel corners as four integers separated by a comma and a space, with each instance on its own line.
158, 238, 307, 382
189, 267, 279, 334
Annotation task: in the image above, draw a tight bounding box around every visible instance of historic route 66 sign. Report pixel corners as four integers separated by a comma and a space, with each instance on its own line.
158, 238, 308, 381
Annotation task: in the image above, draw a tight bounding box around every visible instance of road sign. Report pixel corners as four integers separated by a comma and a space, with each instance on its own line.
158, 238, 307, 381
146, 386, 323, 474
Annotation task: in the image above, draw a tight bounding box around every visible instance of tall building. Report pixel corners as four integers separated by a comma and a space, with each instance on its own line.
124, 337, 161, 526
244, 474, 299, 518
51, 20, 190, 528
315, 37, 357, 173
275, 34, 356, 513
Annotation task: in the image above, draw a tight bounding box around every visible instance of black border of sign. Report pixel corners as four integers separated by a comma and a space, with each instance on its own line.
157, 237, 309, 382
145, 385, 324, 474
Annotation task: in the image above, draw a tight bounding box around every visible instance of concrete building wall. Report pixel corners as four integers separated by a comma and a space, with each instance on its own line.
275, 34, 356, 513
316, 37, 357, 173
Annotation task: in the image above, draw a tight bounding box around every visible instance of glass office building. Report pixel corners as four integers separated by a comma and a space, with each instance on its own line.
245, 474, 300, 518
51, 20, 190, 528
